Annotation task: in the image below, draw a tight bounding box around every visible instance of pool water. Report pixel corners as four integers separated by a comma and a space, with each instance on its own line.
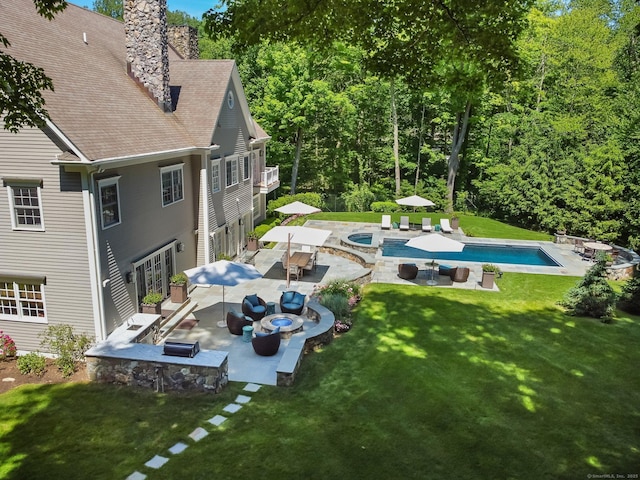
382, 239, 560, 266
348, 233, 373, 245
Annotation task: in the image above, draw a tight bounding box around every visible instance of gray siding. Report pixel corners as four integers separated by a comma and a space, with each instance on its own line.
0, 126, 94, 352
97, 156, 199, 334
206, 82, 255, 258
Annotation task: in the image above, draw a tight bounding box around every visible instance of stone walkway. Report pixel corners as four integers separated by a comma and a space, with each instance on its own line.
126, 382, 262, 480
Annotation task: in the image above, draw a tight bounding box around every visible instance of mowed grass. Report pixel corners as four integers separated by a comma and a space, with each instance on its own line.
1, 273, 639, 479
312, 211, 553, 241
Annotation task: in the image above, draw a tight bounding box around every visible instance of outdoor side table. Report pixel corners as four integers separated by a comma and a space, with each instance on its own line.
242, 325, 254, 343
266, 301, 276, 315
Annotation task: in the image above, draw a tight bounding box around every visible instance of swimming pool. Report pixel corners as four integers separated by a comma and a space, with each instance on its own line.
348, 233, 373, 245
382, 238, 560, 267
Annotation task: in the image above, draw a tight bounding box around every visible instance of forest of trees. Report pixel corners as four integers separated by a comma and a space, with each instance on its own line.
9, 1, 640, 249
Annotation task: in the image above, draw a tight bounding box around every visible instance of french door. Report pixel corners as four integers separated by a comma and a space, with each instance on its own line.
133, 243, 176, 305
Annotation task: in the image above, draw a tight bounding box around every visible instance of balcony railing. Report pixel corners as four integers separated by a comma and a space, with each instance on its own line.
256, 166, 279, 187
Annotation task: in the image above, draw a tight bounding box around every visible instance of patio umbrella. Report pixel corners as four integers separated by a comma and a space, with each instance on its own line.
405, 233, 465, 285
184, 260, 263, 327
259, 226, 332, 286
274, 201, 321, 215
395, 195, 435, 209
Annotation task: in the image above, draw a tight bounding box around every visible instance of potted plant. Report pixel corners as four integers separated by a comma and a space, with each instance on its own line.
556, 223, 567, 236
169, 272, 188, 303
450, 214, 460, 230
481, 264, 501, 289
247, 231, 260, 251
141, 291, 163, 315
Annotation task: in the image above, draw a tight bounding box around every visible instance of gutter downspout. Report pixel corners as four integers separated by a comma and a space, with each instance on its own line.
82, 168, 107, 341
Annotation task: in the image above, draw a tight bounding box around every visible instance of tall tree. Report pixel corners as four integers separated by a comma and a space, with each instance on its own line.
1, 0, 67, 132
206, 0, 534, 200
93, 0, 122, 20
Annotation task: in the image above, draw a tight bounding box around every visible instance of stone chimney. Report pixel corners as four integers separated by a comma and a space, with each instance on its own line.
123, 0, 172, 112
167, 25, 199, 60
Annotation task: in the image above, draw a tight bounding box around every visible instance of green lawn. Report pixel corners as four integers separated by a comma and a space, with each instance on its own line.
1, 274, 638, 479
312, 211, 553, 241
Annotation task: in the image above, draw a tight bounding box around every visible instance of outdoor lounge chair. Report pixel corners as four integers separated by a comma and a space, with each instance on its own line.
252, 327, 281, 356
242, 294, 267, 321
280, 291, 306, 315
422, 218, 432, 232
381, 214, 392, 230
226, 310, 253, 336
451, 267, 470, 283
400, 216, 410, 231
440, 218, 453, 233
398, 263, 418, 280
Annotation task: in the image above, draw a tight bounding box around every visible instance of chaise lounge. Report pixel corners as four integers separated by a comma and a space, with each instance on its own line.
440, 218, 453, 233
381, 214, 392, 230
400, 216, 410, 231
422, 218, 432, 232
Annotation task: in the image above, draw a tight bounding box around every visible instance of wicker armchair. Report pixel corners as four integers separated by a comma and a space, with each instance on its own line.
451, 267, 470, 283
227, 310, 253, 335
242, 294, 267, 321
398, 263, 418, 280
280, 291, 306, 315
251, 327, 281, 356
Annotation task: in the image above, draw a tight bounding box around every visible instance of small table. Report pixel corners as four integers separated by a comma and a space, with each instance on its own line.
242, 325, 254, 343
266, 301, 276, 316
426, 261, 438, 286
583, 242, 612, 252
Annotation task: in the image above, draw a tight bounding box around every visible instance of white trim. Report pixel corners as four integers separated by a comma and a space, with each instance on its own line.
97, 176, 122, 230
45, 118, 91, 163
210, 157, 221, 193
225, 154, 239, 187
6, 182, 45, 231
0, 280, 47, 323
84, 171, 106, 341
159, 163, 184, 207
201, 159, 211, 262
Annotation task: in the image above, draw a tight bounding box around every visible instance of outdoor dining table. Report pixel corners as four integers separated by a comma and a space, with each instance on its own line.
288, 251, 313, 278
583, 242, 612, 252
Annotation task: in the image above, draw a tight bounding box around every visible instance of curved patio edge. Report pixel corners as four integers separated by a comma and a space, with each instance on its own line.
276, 300, 335, 387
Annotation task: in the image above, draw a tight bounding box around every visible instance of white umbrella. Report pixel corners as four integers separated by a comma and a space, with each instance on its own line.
405, 234, 465, 285
184, 260, 263, 327
259, 226, 332, 286
275, 201, 321, 215
395, 195, 435, 208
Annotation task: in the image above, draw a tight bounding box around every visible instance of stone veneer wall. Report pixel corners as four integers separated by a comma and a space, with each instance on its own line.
123, 0, 171, 111
168, 25, 199, 60
85, 356, 228, 394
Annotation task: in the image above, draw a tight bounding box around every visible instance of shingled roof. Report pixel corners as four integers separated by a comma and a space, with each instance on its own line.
1, 0, 265, 161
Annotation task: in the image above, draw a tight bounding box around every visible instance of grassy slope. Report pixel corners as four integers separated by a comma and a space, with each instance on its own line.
1, 274, 638, 479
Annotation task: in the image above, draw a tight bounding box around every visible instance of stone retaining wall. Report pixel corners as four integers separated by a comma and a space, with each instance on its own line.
86, 355, 228, 393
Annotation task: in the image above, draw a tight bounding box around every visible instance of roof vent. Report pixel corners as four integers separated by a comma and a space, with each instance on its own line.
83, 32, 88, 44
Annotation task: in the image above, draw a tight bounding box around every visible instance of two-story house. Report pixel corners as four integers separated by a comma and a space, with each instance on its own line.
0, 0, 279, 352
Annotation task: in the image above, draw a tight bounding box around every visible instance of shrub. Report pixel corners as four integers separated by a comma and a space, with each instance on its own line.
319, 293, 351, 320
618, 274, 640, 315
341, 183, 375, 212
170, 273, 188, 285
558, 255, 617, 322
370, 201, 400, 213
0, 330, 17, 360
40, 324, 94, 378
482, 264, 501, 273
17, 352, 46, 376
142, 291, 163, 305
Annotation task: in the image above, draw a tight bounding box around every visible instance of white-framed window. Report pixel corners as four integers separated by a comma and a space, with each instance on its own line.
211, 157, 221, 193
243, 154, 250, 181
0, 279, 47, 323
225, 155, 239, 187
4, 179, 44, 231
97, 176, 121, 229
160, 164, 184, 207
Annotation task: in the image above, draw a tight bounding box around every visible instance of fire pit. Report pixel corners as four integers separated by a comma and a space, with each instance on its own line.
260, 313, 304, 339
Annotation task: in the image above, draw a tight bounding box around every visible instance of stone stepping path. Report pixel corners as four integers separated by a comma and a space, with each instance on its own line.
126, 383, 262, 479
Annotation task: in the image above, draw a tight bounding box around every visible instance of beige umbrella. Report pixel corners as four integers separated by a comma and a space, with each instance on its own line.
274, 201, 321, 215
405, 234, 465, 285
395, 195, 435, 210
259, 226, 331, 287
